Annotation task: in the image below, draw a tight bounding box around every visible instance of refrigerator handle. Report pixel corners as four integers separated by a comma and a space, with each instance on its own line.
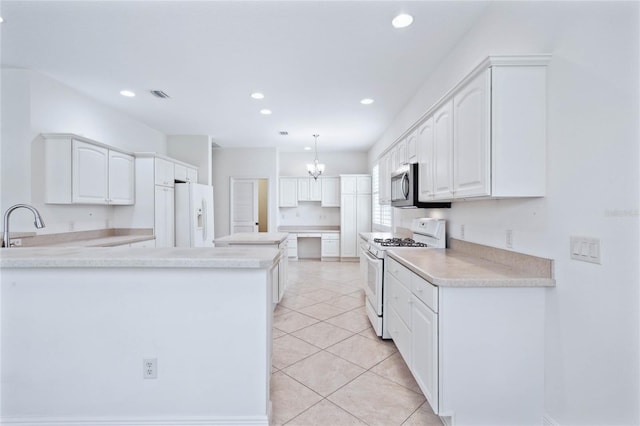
202, 199, 208, 241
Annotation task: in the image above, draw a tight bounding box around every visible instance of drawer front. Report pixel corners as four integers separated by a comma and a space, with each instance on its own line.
387, 307, 412, 367
322, 233, 340, 240
412, 273, 439, 313
386, 274, 412, 329
386, 257, 411, 283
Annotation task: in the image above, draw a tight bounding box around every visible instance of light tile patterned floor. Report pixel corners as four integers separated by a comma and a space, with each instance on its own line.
271, 260, 443, 426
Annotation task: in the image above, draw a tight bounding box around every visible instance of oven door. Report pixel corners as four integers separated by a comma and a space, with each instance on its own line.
362, 249, 383, 316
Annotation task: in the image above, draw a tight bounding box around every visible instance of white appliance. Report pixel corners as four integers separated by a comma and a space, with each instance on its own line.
360, 218, 446, 337
175, 183, 215, 247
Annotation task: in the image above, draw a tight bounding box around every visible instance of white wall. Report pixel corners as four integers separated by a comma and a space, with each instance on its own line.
166, 135, 212, 185
369, 2, 639, 424
211, 147, 279, 237
279, 151, 368, 176
1, 69, 166, 234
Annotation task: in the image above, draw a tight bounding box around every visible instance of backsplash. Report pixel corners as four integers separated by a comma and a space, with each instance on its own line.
279, 203, 340, 227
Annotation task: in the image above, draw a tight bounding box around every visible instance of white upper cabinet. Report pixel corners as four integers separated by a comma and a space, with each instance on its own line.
406, 131, 418, 164
383, 55, 550, 202
321, 177, 340, 207
417, 116, 435, 201
279, 177, 298, 207
432, 100, 454, 200
296, 177, 322, 202
453, 69, 491, 198
174, 164, 187, 182
108, 151, 135, 205
356, 176, 372, 194
155, 158, 175, 187
186, 167, 198, 183
72, 140, 109, 204
396, 139, 408, 169
44, 135, 135, 205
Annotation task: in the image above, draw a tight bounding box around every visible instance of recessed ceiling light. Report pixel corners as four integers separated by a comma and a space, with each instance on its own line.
392, 13, 413, 29
0, 17, 4, 23
260, 109, 272, 115
120, 90, 135, 97
251, 92, 265, 99
304, 147, 312, 151
360, 98, 375, 105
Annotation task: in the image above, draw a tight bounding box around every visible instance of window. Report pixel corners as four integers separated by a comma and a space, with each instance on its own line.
372, 163, 392, 229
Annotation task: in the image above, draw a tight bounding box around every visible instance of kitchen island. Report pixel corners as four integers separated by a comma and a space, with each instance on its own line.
1, 246, 279, 425
215, 232, 289, 303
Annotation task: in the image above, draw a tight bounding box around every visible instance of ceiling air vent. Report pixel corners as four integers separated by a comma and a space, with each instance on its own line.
150, 90, 170, 99
279, 131, 289, 136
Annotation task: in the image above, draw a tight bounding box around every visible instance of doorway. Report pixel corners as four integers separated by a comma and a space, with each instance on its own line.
230, 177, 269, 233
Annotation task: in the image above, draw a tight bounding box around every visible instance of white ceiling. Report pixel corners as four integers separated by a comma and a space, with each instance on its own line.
0, 1, 487, 151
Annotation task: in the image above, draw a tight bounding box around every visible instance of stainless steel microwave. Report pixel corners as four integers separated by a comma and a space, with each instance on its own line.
390, 163, 451, 209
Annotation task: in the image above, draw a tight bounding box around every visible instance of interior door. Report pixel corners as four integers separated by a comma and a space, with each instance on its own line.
230, 178, 259, 233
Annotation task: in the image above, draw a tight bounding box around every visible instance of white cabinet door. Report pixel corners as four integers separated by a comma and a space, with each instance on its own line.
356, 194, 372, 234
396, 140, 408, 167
186, 167, 198, 183
453, 70, 491, 198
297, 178, 310, 201
407, 130, 418, 164
418, 117, 435, 201
174, 164, 188, 182
321, 234, 340, 257
340, 194, 357, 257
321, 177, 340, 207
356, 176, 372, 194
279, 178, 298, 207
412, 296, 439, 413
340, 176, 357, 194
154, 186, 174, 248
433, 100, 454, 200
72, 140, 109, 204
108, 151, 135, 205
155, 158, 175, 187
309, 177, 322, 201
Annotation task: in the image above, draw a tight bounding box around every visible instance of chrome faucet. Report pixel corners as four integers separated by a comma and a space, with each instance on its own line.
2, 204, 46, 248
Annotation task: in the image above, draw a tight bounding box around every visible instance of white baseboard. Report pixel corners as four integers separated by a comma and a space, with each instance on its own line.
543, 414, 560, 426
0, 416, 268, 426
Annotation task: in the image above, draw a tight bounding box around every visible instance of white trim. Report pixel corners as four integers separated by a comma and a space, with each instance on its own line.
0, 416, 268, 426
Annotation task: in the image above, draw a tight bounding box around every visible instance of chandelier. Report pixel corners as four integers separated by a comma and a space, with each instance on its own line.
306, 134, 325, 180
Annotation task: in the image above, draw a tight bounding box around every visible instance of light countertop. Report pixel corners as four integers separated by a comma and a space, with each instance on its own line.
35, 235, 155, 248
387, 239, 555, 288
8, 228, 154, 248
0, 246, 280, 269
215, 232, 289, 245
278, 226, 340, 233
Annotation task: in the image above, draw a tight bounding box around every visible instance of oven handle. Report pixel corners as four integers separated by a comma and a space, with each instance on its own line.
362, 248, 382, 263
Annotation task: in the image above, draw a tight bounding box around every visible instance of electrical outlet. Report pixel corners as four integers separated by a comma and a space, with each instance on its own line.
506, 230, 513, 248
9, 238, 22, 247
460, 224, 465, 240
143, 358, 157, 379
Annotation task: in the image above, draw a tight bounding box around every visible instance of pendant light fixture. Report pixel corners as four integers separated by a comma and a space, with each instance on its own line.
306, 134, 325, 180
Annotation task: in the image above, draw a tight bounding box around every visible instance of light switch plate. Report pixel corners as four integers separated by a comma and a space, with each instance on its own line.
570, 236, 601, 264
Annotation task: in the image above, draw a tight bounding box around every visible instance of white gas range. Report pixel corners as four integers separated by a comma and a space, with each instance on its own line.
359, 218, 446, 338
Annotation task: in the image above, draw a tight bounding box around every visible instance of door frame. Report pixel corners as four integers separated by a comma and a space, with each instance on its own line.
229, 176, 270, 233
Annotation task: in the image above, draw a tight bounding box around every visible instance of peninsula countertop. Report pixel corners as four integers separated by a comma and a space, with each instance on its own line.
0, 246, 280, 269
387, 238, 555, 288
214, 232, 289, 245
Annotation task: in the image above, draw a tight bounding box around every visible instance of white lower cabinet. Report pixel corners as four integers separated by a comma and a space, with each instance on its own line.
277, 240, 288, 303
287, 234, 298, 259
385, 256, 545, 425
321, 233, 340, 258
411, 294, 438, 412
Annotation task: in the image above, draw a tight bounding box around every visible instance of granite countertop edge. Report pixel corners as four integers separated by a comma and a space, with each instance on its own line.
0, 247, 280, 269
387, 249, 555, 288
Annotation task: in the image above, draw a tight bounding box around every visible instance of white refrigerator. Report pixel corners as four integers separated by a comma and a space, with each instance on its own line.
175, 183, 215, 247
